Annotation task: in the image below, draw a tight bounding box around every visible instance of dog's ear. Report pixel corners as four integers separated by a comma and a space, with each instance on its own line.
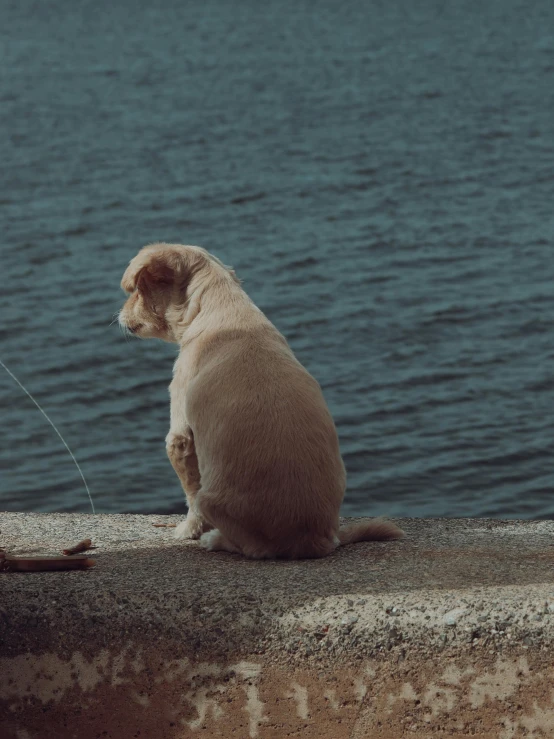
136, 255, 174, 291
121, 265, 139, 294
122, 245, 204, 295
121, 253, 176, 294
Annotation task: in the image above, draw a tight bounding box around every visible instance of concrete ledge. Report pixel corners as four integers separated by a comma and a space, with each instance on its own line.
2, 513, 554, 738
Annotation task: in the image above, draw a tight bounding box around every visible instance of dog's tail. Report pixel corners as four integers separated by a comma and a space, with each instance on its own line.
338, 517, 404, 545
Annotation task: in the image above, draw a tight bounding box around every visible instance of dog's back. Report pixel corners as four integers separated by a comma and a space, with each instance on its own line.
186, 321, 346, 557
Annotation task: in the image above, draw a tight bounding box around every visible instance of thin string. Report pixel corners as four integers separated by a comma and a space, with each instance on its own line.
0, 359, 95, 514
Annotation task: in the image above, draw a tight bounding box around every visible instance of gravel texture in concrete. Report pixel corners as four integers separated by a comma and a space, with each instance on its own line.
2, 513, 554, 662
3, 513, 554, 738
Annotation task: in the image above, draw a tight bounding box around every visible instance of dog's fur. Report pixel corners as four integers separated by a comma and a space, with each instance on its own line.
119, 243, 404, 558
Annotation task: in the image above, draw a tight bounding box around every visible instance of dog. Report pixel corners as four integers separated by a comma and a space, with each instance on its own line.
119, 243, 404, 558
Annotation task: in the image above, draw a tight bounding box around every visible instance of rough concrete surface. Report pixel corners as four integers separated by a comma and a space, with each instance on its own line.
2, 513, 554, 738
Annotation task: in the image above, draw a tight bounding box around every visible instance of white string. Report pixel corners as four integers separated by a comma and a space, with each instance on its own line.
0, 358, 95, 514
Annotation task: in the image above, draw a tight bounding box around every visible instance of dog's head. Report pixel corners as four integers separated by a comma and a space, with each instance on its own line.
119, 243, 236, 342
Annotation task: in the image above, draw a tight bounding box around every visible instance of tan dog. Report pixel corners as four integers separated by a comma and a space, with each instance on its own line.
119, 243, 404, 558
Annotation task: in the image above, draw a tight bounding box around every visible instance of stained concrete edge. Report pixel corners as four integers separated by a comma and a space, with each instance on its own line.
2, 512, 554, 738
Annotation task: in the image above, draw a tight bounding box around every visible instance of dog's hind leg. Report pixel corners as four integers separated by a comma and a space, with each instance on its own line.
197, 494, 340, 559
166, 428, 212, 539
197, 496, 276, 559
199, 528, 241, 554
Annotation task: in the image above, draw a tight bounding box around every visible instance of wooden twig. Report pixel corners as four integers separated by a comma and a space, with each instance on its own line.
152, 523, 177, 528
0, 552, 95, 572
63, 538, 93, 555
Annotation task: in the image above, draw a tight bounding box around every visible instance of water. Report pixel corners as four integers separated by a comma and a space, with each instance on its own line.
1, 0, 553, 518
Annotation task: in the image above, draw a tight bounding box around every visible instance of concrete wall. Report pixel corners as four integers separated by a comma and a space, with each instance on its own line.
2, 513, 554, 738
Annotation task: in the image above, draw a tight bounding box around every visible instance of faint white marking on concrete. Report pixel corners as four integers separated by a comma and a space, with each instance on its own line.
521, 700, 554, 734
233, 661, 261, 681
324, 689, 340, 711
423, 683, 457, 715
501, 691, 554, 737
243, 683, 268, 738
386, 682, 417, 713
232, 662, 268, 738
154, 657, 190, 683
286, 682, 309, 719
72, 650, 110, 692
185, 685, 226, 730
500, 693, 554, 738
130, 690, 150, 707
420, 663, 477, 716
499, 717, 518, 739
354, 676, 368, 703
439, 664, 475, 685
2, 651, 110, 703
162, 660, 269, 736
111, 644, 132, 686
352, 664, 376, 706
401, 683, 417, 700
130, 649, 145, 674
189, 662, 223, 679
469, 657, 529, 708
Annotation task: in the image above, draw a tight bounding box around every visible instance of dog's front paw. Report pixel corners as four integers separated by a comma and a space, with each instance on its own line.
166, 431, 193, 464
174, 516, 205, 540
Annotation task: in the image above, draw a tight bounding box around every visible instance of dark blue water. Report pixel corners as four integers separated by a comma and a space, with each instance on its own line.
1, 0, 553, 518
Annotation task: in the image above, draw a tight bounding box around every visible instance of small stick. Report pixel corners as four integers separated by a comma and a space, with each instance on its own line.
63, 538, 92, 555
1, 554, 95, 572
152, 523, 177, 528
